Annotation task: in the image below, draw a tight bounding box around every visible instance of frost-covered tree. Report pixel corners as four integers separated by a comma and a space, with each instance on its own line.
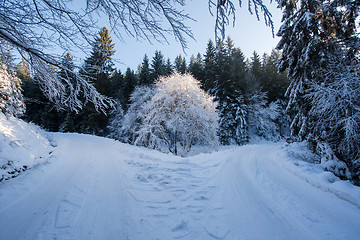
0, 63, 24, 117
247, 91, 280, 140
306, 56, 360, 183
277, 0, 359, 183
107, 102, 124, 140
117, 86, 155, 144
135, 72, 219, 155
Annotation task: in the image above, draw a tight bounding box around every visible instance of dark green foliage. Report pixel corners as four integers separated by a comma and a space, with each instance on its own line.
174, 54, 187, 74
260, 50, 289, 103
78, 26, 116, 136
203, 40, 217, 93
138, 55, 152, 85
122, 68, 138, 110
188, 53, 204, 82
164, 58, 173, 76
151, 51, 166, 81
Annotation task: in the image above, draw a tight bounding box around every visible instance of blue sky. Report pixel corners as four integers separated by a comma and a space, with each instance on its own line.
99, 1, 283, 72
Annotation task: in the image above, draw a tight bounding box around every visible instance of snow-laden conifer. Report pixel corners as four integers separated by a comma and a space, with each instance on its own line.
306, 56, 360, 182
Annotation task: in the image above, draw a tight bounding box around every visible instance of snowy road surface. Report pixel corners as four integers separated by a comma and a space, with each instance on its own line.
0, 133, 360, 240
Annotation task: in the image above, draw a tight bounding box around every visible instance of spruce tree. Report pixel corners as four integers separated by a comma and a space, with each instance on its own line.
277, 0, 360, 183
174, 54, 187, 74
203, 40, 217, 93
188, 53, 204, 82
122, 68, 138, 110
79, 26, 116, 136
261, 49, 289, 103
138, 55, 152, 85
84, 26, 115, 96
150, 50, 166, 81
164, 58, 173, 76
215, 37, 248, 145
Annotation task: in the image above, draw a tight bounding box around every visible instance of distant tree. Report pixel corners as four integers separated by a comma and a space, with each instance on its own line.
151, 51, 166, 81
135, 72, 219, 155
188, 53, 204, 82
247, 51, 262, 93
229, 47, 247, 92
109, 70, 124, 102
164, 58, 173, 76
246, 91, 280, 140
79, 27, 116, 135
107, 101, 124, 140
261, 50, 289, 103
174, 54, 187, 74
83, 26, 115, 97
203, 40, 217, 93
122, 68, 138, 110
16, 60, 31, 82
138, 55, 152, 86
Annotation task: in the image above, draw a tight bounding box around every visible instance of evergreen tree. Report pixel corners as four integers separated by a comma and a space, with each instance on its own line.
138, 55, 152, 85
164, 58, 173, 76
277, 0, 360, 183
16, 60, 31, 82
150, 50, 166, 81
122, 68, 138, 110
188, 53, 204, 82
203, 40, 217, 92
109, 69, 125, 105
261, 49, 289, 103
215, 37, 248, 145
83, 26, 115, 96
247, 51, 262, 93
228, 42, 247, 94
174, 54, 187, 74
79, 26, 116, 136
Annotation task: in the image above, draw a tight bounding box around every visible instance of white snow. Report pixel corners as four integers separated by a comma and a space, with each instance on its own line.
1, 114, 360, 240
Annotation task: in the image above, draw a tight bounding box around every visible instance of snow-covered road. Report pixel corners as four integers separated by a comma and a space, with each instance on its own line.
0, 133, 359, 240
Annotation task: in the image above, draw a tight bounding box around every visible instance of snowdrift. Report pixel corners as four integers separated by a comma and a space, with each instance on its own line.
0, 113, 53, 181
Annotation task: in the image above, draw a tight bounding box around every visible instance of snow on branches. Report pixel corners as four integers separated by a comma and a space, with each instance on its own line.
132, 72, 219, 156
0, 63, 24, 117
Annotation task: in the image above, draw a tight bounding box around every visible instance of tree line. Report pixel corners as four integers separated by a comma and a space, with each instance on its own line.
11, 27, 290, 145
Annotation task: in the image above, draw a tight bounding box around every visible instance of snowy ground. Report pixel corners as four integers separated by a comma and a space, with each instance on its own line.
1, 115, 360, 240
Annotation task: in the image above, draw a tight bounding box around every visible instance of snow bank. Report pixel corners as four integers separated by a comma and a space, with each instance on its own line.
284, 141, 360, 208
0, 113, 53, 181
